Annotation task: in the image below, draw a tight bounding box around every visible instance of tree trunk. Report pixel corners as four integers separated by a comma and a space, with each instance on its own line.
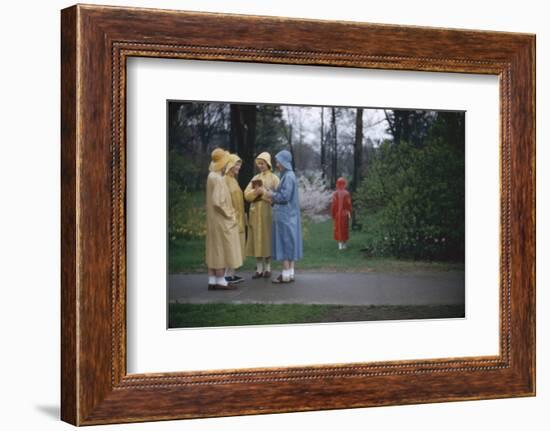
352, 108, 364, 192
331, 108, 337, 188
320, 107, 325, 178
168, 102, 182, 152
196, 108, 209, 190
384, 109, 398, 144
287, 124, 296, 171
229, 106, 239, 153
230, 104, 257, 190
351, 108, 364, 229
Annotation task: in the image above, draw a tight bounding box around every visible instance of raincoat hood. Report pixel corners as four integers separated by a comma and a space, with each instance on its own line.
275, 150, 293, 171
255, 152, 272, 169
336, 177, 347, 190
209, 148, 230, 172
226, 154, 242, 173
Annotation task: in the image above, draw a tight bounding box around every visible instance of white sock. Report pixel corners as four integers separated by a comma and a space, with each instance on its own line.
338, 242, 343, 250
289, 268, 295, 278
282, 269, 290, 280
265, 261, 271, 272
216, 276, 228, 286
208, 276, 216, 285
256, 262, 264, 273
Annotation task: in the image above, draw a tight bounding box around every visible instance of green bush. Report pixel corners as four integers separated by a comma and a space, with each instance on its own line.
355, 137, 464, 261
169, 150, 199, 188
168, 186, 206, 242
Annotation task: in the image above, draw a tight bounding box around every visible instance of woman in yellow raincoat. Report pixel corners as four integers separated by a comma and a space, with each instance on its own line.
244, 152, 280, 278
205, 148, 243, 290
223, 154, 246, 284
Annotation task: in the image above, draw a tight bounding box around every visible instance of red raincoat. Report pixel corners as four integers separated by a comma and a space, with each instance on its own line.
331, 177, 352, 241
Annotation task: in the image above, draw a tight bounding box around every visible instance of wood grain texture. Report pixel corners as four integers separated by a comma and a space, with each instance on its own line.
60, 4, 536, 425
60, 5, 78, 425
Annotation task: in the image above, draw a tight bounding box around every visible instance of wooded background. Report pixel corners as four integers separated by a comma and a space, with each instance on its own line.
168, 101, 465, 261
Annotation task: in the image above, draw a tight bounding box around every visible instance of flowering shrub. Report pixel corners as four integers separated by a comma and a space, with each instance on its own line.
168, 187, 206, 241
297, 171, 333, 222
355, 137, 464, 261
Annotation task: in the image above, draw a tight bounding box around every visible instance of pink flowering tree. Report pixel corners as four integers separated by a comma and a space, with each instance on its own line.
297, 171, 333, 222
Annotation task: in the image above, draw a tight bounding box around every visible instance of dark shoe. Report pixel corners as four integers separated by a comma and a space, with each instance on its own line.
208, 284, 216, 290
226, 275, 244, 284
232, 275, 244, 284
272, 274, 290, 284
263, 271, 271, 278
252, 272, 264, 279
289, 276, 295, 283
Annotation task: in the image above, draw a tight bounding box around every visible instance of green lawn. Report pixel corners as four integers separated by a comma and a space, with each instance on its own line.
169, 218, 464, 273
168, 302, 465, 328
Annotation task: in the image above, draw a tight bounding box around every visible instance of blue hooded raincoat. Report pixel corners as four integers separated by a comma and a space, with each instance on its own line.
271, 150, 303, 261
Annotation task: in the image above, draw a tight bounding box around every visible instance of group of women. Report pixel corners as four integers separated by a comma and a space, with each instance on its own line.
205, 148, 303, 290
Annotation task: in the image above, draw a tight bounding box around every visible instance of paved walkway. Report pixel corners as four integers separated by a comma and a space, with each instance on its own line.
168, 271, 465, 306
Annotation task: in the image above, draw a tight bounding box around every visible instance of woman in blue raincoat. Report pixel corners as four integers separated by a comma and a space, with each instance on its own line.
264, 150, 303, 283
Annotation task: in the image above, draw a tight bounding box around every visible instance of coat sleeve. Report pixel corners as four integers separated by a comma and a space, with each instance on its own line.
260, 173, 280, 203
271, 174, 293, 204
272, 174, 280, 190
212, 178, 235, 219
244, 178, 257, 203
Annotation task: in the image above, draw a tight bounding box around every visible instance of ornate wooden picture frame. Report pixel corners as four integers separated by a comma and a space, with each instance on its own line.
61, 4, 535, 425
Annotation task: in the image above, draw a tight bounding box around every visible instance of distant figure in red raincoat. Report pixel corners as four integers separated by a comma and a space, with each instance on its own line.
331, 177, 352, 250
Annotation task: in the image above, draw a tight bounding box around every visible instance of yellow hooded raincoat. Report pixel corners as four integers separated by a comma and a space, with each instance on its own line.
224, 154, 246, 256
205, 149, 243, 269
244, 152, 280, 258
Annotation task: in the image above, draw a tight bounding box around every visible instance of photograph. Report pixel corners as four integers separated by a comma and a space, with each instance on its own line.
52, 1, 536, 426
167, 100, 466, 328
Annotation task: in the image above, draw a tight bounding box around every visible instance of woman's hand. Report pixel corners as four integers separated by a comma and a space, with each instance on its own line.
254, 186, 265, 196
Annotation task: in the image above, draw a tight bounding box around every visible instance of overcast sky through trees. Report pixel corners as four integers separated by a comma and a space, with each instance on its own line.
281, 106, 391, 153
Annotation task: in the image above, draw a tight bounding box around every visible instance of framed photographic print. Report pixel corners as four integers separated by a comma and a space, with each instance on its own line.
61, 4, 535, 426
164, 100, 466, 330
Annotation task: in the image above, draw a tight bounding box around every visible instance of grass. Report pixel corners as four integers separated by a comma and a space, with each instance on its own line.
168, 302, 465, 328
169, 218, 464, 273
